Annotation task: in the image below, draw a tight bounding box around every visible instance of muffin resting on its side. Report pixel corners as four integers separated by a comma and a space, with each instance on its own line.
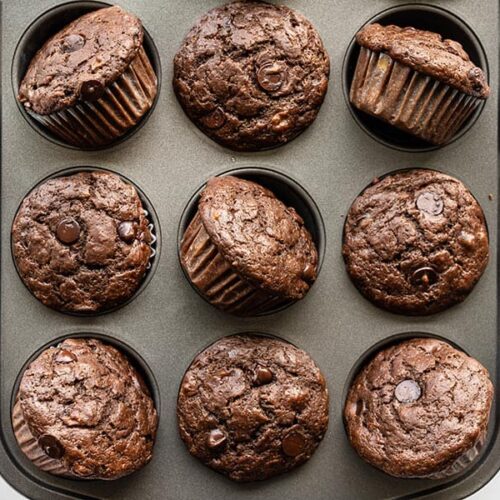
13, 338, 158, 480
177, 335, 329, 481
350, 24, 490, 145
18, 6, 157, 148
12, 171, 153, 313
173, 1, 330, 151
180, 176, 318, 316
342, 169, 489, 315
344, 338, 494, 479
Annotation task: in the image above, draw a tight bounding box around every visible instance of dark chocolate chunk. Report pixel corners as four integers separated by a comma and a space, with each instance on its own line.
282, 431, 307, 457
38, 435, 64, 459
117, 221, 136, 243
56, 217, 80, 245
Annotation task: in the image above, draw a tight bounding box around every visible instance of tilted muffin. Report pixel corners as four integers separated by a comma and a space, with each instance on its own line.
12, 170, 154, 313
13, 338, 158, 479
180, 176, 318, 316
173, 1, 330, 151
344, 338, 494, 478
350, 24, 490, 145
177, 335, 329, 481
18, 6, 157, 148
343, 169, 489, 315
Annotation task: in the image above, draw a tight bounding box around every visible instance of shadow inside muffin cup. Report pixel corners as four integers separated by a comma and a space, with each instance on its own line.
10, 166, 161, 317
177, 167, 326, 317
11, 0, 162, 151
342, 4, 489, 153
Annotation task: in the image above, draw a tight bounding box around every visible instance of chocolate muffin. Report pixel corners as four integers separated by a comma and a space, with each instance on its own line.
180, 176, 318, 316
13, 338, 158, 479
350, 24, 490, 145
344, 338, 494, 478
343, 169, 489, 315
18, 6, 157, 148
12, 170, 154, 313
177, 335, 329, 481
173, 1, 330, 151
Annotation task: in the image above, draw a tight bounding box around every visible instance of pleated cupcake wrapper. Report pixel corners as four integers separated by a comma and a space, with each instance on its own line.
12, 400, 72, 478
350, 47, 481, 145
181, 212, 291, 316
142, 208, 157, 271
28, 45, 157, 148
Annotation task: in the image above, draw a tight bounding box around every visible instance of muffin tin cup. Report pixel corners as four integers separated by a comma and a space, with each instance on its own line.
178, 166, 326, 317
342, 3, 489, 152
12, 0, 162, 150
10, 166, 161, 317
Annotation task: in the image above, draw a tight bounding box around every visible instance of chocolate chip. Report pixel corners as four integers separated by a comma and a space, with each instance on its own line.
282, 431, 307, 457
38, 435, 64, 459
254, 367, 273, 386
257, 62, 286, 92
416, 192, 444, 216
55, 349, 77, 363
61, 34, 85, 53
411, 267, 438, 289
207, 428, 227, 450
56, 218, 80, 244
117, 221, 136, 243
395, 379, 422, 403
80, 79, 105, 101
202, 108, 226, 130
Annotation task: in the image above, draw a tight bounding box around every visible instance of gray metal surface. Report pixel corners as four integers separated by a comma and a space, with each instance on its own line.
0, 1, 498, 499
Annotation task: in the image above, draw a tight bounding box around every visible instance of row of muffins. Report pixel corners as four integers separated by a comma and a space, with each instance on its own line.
16, 3, 490, 151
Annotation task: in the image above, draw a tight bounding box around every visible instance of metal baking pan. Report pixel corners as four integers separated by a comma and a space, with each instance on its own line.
0, 0, 498, 498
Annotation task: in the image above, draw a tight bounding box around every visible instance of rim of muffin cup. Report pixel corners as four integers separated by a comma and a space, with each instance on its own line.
11, 0, 162, 151
177, 166, 327, 317
342, 3, 490, 153
10, 166, 161, 317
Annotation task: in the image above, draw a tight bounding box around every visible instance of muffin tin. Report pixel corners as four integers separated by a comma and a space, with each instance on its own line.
0, 0, 498, 499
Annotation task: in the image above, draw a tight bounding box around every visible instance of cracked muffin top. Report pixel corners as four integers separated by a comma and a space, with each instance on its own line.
18, 6, 144, 115
344, 338, 493, 478
14, 338, 158, 479
173, 1, 330, 151
12, 171, 153, 313
342, 169, 489, 315
356, 24, 490, 98
199, 176, 318, 300
177, 335, 329, 481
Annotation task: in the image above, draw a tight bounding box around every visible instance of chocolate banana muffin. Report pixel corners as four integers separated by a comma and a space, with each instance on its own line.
18, 6, 157, 148
344, 338, 494, 478
180, 176, 318, 316
12, 170, 154, 313
13, 338, 158, 479
173, 1, 330, 151
177, 335, 329, 481
350, 24, 490, 145
343, 169, 489, 315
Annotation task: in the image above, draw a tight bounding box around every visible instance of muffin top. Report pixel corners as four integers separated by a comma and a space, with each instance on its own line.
344, 338, 493, 478
15, 338, 158, 479
18, 6, 144, 115
199, 176, 318, 300
343, 169, 489, 315
177, 335, 329, 481
12, 171, 152, 313
356, 24, 490, 98
173, 1, 330, 151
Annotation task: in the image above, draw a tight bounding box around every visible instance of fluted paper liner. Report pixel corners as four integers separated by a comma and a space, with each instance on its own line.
181, 212, 291, 316
27, 45, 157, 148
350, 47, 481, 145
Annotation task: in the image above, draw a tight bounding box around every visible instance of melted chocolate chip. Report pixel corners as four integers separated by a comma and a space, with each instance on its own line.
38, 435, 64, 459
395, 379, 422, 403
254, 367, 273, 386
411, 267, 438, 289
56, 218, 80, 244
282, 431, 307, 457
61, 34, 85, 53
55, 349, 77, 363
207, 428, 227, 450
117, 221, 136, 243
257, 62, 286, 92
202, 108, 226, 130
80, 79, 105, 101
416, 192, 444, 216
